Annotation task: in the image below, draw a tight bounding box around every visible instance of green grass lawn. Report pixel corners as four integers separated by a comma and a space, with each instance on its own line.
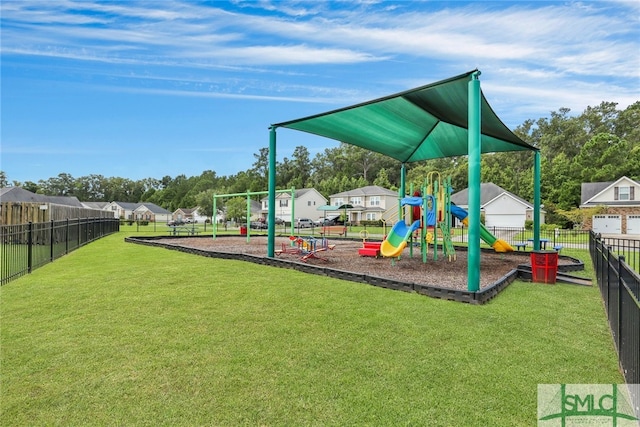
0, 233, 623, 426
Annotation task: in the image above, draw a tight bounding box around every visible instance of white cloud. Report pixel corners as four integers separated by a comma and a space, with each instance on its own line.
1, 0, 638, 129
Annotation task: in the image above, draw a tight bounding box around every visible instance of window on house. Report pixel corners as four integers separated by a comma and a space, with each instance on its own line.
334, 198, 344, 206
618, 186, 630, 201
308, 201, 311, 206
279, 200, 289, 207
366, 213, 376, 220
370, 196, 380, 206
350, 197, 362, 205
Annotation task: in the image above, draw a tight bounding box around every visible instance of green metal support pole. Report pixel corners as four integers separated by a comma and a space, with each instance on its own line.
422, 185, 427, 264
268, 127, 277, 257
433, 179, 438, 261
400, 163, 406, 221
246, 191, 251, 243
533, 151, 541, 250
290, 187, 295, 237
212, 194, 217, 239
409, 183, 414, 258
468, 71, 482, 292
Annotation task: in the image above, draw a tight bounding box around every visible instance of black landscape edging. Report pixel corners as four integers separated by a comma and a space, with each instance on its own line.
364, 275, 414, 292
126, 236, 534, 304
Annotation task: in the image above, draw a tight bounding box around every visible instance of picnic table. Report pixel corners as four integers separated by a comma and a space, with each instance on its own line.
527, 238, 550, 250
168, 225, 200, 236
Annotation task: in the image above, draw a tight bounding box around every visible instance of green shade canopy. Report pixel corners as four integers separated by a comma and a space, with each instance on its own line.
272, 70, 537, 162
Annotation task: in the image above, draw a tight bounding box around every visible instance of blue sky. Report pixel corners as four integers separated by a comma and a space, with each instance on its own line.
2, 0, 639, 184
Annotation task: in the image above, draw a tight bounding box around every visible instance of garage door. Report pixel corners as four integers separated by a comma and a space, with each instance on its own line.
592, 215, 621, 234
485, 214, 524, 228
627, 215, 640, 235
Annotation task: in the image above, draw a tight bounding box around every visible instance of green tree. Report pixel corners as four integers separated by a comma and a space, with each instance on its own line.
195, 189, 215, 220
573, 133, 631, 183
40, 173, 75, 196
0, 171, 9, 187
250, 147, 270, 190
615, 101, 640, 142
373, 168, 393, 189
225, 197, 247, 224
290, 146, 311, 187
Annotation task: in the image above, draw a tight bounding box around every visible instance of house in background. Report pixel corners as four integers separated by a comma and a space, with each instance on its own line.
105, 201, 171, 222
260, 188, 327, 222
105, 202, 138, 220
173, 207, 209, 223
328, 185, 398, 224
580, 176, 640, 235
450, 183, 544, 228
81, 201, 111, 212
133, 203, 172, 222
248, 200, 262, 221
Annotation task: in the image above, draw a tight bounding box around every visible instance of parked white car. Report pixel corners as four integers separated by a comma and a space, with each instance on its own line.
296, 218, 315, 228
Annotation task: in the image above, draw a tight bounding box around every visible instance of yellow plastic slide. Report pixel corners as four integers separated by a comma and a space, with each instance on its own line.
380, 220, 421, 258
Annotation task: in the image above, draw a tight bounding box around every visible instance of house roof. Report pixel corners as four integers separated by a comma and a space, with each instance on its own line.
136, 203, 171, 215
1, 187, 44, 202
330, 185, 397, 198
450, 183, 533, 209
249, 200, 261, 213
112, 201, 171, 214
175, 208, 197, 215
273, 70, 537, 164
0, 187, 83, 207
581, 182, 609, 205
581, 176, 640, 206
111, 201, 140, 210
263, 188, 326, 202
82, 201, 110, 210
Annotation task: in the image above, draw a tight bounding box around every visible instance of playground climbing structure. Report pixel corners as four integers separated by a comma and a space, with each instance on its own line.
380, 171, 513, 263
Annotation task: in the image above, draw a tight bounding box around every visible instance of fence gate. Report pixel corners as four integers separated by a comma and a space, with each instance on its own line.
592, 215, 621, 234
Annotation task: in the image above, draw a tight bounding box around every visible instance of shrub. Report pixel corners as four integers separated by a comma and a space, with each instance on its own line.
541, 223, 563, 231
360, 220, 383, 227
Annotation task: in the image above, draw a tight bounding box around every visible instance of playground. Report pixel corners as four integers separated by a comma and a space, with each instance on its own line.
153, 235, 578, 292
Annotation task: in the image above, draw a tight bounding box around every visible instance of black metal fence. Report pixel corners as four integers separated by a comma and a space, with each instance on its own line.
455, 226, 590, 250
599, 236, 640, 274
590, 231, 639, 392
1, 217, 120, 285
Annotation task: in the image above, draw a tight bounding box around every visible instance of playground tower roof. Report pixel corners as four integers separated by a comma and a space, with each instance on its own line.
272, 70, 537, 162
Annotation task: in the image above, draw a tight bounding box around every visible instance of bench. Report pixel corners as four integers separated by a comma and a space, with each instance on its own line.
514, 242, 528, 251
319, 226, 347, 236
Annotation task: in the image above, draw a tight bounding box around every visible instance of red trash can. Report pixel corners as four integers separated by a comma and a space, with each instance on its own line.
239, 226, 247, 236
531, 250, 559, 284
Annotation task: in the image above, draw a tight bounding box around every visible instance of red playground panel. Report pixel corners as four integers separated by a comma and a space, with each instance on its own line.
358, 241, 382, 257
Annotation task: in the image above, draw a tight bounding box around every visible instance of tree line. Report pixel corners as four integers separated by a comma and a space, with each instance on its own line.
2, 101, 638, 225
